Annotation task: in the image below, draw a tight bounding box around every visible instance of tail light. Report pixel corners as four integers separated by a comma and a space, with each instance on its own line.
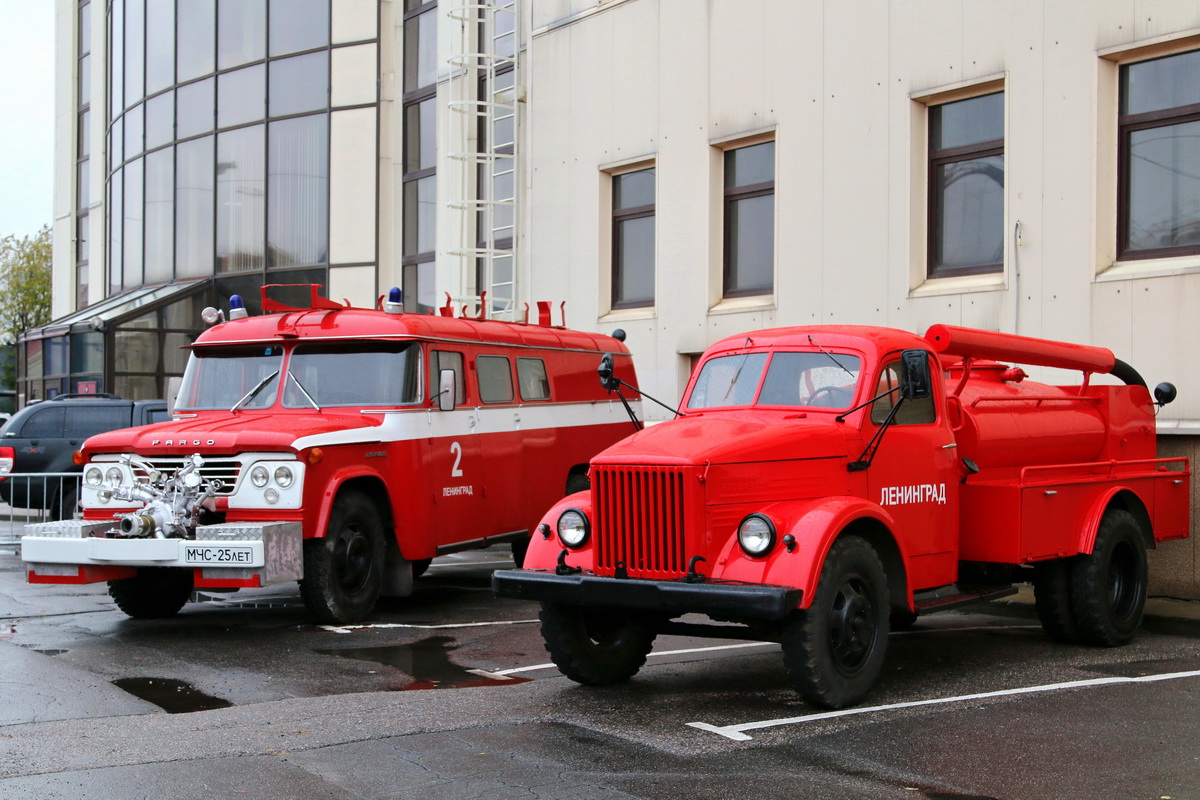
0, 446, 13, 482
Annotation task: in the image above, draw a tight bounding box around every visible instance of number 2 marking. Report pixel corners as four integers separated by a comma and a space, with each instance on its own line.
450, 441, 464, 477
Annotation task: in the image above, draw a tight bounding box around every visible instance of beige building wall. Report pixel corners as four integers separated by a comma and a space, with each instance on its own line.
523, 0, 1200, 597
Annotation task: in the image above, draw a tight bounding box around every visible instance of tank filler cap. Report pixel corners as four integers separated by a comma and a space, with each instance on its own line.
1000, 367, 1028, 383
384, 287, 404, 315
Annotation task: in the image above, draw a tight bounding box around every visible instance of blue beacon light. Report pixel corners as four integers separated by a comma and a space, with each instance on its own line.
384, 287, 404, 314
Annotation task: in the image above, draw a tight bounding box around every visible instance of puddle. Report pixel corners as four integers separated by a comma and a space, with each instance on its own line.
34, 648, 67, 656
317, 635, 529, 690
112, 677, 234, 713
1080, 657, 1199, 678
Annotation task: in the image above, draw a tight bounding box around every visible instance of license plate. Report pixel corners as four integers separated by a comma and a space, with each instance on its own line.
183, 545, 255, 565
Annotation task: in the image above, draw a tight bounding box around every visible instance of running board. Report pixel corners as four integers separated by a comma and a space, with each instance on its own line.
435, 530, 527, 556
913, 584, 1018, 615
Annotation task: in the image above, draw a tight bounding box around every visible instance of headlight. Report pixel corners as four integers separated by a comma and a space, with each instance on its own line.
274, 465, 294, 489
85, 467, 103, 486
105, 467, 123, 486
250, 465, 270, 488
557, 508, 590, 548
264, 488, 280, 504
738, 513, 776, 557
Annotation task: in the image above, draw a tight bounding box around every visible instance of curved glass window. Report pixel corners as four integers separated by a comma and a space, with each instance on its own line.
686, 351, 863, 410
176, 345, 284, 411
106, 0, 368, 295
284, 343, 420, 408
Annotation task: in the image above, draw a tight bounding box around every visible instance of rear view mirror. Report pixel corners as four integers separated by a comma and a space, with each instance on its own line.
438, 369, 457, 412
899, 350, 932, 400
598, 353, 619, 391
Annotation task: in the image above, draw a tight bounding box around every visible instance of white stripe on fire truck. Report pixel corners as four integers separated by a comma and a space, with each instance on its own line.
291, 398, 643, 449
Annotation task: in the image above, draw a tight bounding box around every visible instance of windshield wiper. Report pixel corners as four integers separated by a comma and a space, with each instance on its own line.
287, 370, 320, 410
808, 335, 856, 379
231, 370, 280, 412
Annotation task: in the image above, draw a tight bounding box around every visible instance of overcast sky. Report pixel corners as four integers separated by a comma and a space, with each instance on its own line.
0, 1, 55, 240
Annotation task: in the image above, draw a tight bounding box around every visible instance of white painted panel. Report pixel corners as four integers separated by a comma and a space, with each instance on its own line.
332, 0, 378, 44
330, 107, 378, 265
332, 43, 378, 108
329, 264, 378, 309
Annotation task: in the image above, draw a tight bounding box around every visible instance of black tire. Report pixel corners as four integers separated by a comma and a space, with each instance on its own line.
50, 484, 79, 522
1069, 509, 1148, 647
781, 536, 890, 709
539, 602, 657, 685
108, 568, 194, 619
412, 558, 432, 579
510, 538, 529, 568
565, 471, 590, 496
1032, 559, 1082, 644
300, 490, 385, 624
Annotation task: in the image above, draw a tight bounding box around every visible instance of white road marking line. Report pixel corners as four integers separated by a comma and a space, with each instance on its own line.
496, 641, 776, 676
319, 619, 539, 634
687, 669, 1200, 741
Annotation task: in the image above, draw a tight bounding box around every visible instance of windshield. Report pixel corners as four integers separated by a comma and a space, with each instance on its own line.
176, 346, 284, 411
686, 351, 862, 410
283, 343, 420, 407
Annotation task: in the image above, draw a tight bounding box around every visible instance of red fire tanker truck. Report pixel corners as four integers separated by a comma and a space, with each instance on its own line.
493, 324, 1190, 708
21, 286, 639, 624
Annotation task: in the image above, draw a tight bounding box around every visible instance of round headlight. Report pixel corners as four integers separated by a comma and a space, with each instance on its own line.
250, 465, 270, 488
274, 465, 294, 489
738, 513, 776, 557
105, 467, 123, 486
264, 488, 280, 504
85, 467, 103, 486
557, 508, 590, 548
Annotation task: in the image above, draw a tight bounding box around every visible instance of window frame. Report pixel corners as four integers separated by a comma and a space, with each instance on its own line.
475, 354, 514, 404
926, 91, 1005, 280
722, 141, 776, 299
515, 357, 550, 401
610, 166, 656, 310
1117, 51, 1200, 262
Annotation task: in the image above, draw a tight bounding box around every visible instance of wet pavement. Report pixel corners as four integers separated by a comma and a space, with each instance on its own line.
1, 545, 1199, 799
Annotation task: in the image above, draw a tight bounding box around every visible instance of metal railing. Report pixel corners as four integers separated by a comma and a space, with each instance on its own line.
0, 472, 82, 550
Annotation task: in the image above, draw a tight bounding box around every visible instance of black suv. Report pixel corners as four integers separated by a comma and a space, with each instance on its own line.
0, 394, 169, 518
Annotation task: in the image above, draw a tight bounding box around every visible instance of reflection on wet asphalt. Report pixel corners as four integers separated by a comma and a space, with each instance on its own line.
112, 677, 234, 713
317, 635, 530, 690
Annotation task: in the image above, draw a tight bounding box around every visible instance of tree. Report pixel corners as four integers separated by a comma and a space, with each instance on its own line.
0, 225, 53, 338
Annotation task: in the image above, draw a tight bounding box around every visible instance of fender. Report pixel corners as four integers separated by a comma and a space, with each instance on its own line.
710, 496, 906, 610
308, 466, 390, 541
1074, 485, 1153, 555
524, 493, 595, 570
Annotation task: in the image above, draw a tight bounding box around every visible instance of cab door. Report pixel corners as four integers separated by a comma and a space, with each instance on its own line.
864, 358, 960, 590
426, 349, 483, 549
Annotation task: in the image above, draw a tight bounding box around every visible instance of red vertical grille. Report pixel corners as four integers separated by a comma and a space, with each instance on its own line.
594, 465, 689, 578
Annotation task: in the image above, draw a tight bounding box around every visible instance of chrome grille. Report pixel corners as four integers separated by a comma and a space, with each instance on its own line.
132, 457, 242, 495
594, 465, 689, 578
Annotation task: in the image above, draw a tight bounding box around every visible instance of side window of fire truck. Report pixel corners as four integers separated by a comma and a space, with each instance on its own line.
476, 355, 515, 403
430, 350, 466, 405
285, 343, 420, 407
758, 352, 861, 408
516, 358, 551, 401
686, 352, 768, 409
870, 361, 936, 425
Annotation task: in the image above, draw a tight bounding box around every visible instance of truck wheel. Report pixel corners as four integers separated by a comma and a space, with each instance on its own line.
1032, 560, 1082, 644
412, 559, 432, 578
781, 536, 889, 709
108, 568, 194, 619
511, 538, 529, 568
300, 490, 385, 624
539, 602, 657, 685
1069, 509, 1148, 647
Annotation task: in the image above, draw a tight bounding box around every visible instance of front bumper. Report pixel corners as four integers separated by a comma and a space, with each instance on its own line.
492, 568, 802, 620
21, 519, 303, 585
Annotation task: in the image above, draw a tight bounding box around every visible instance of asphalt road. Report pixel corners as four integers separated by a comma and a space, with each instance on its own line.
1, 545, 1199, 800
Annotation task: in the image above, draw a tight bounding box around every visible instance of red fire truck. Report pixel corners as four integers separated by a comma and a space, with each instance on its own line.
21, 286, 639, 624
493, 324, 1190, 708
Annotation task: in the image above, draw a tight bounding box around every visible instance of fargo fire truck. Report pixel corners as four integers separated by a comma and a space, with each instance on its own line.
21, 286, 639, 624
493, 324, 1191, 709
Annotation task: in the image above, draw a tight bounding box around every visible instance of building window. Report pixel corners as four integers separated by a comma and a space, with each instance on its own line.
402, 0, 437, 313
76, 0, 92, 309
612, 167, 655, 309
723, 141, 775, 297
1119, 50, 1200, 260
927, 92, 1004, 278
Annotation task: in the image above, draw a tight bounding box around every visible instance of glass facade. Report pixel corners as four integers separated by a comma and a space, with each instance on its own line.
105, 0, 378, 307
402, 0, 438, 313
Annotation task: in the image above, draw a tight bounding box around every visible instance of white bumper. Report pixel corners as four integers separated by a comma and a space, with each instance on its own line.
21, 519, 303, 585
